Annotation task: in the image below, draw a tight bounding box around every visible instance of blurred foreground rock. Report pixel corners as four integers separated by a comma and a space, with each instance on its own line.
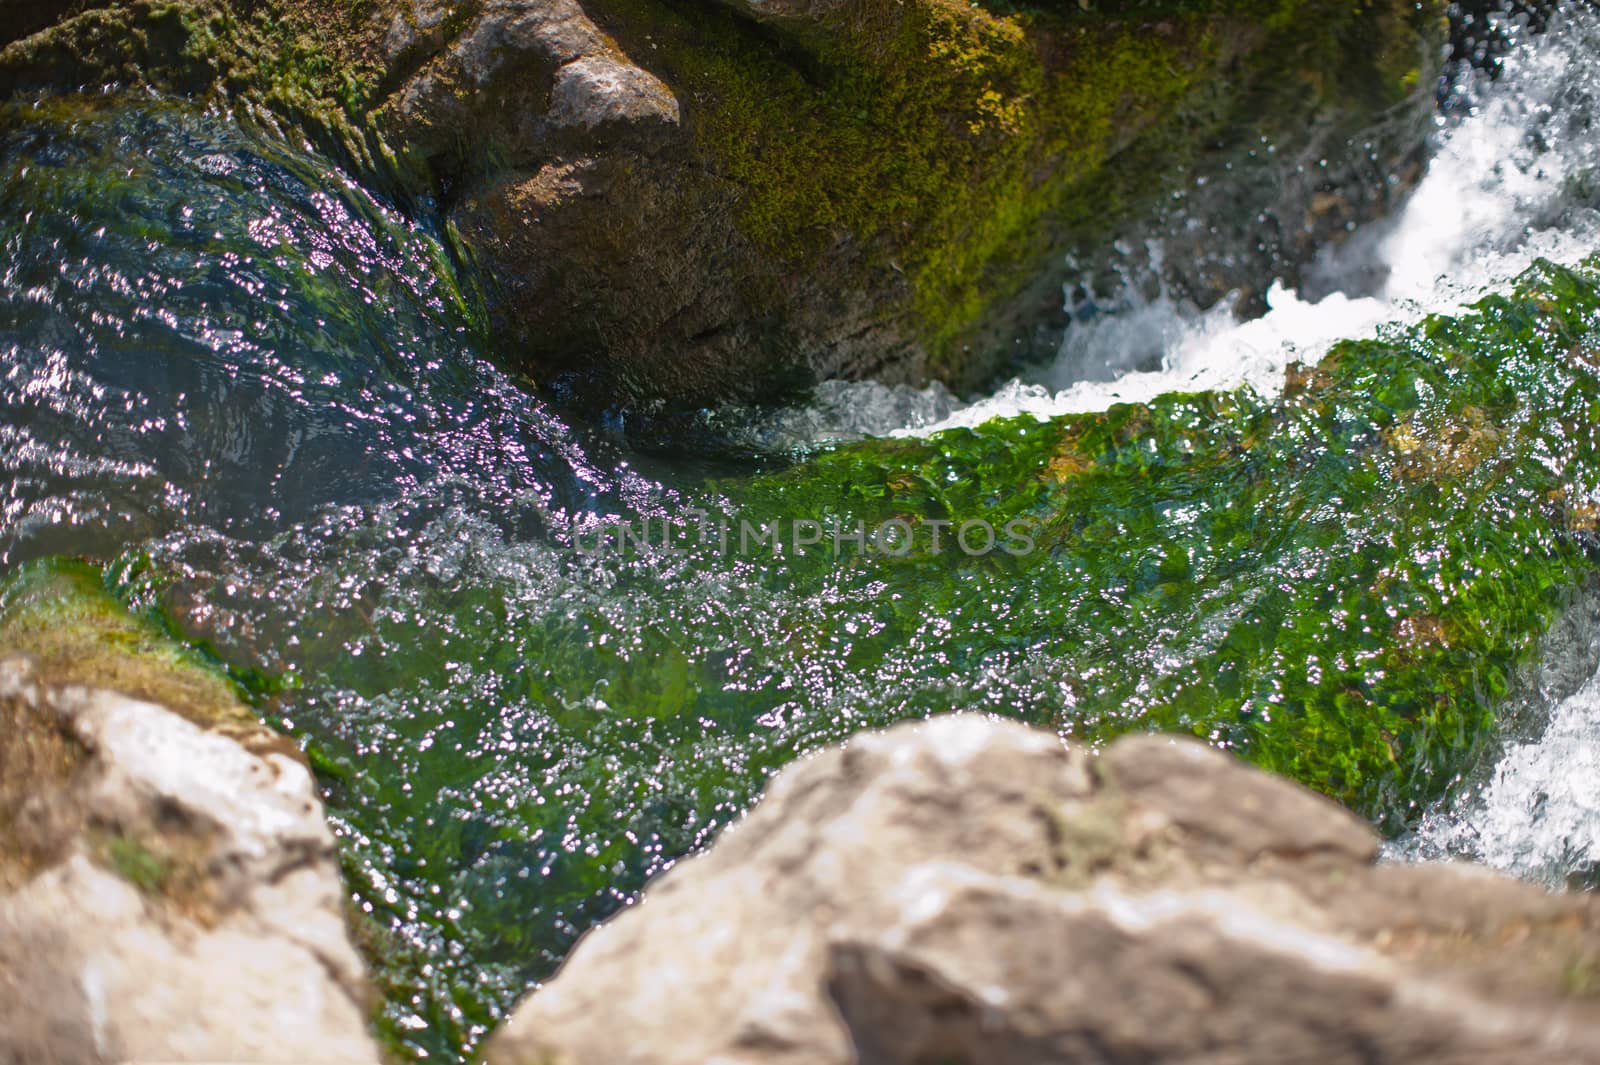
0, 562, 379, 1064
488, 715, 1600, 1065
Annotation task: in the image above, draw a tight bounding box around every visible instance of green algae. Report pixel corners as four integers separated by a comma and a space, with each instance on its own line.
251, 261, 1600, 1061
723, 259, 1600, 825
1, 152, 1578, 1058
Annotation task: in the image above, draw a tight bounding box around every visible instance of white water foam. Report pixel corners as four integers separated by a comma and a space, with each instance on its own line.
873, 6, 1600, 436
1393, 587, 1600, 882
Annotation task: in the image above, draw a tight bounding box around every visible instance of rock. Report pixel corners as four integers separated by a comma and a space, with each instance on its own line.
486, 715, 1600, 1065
0, 561, 381, 1064
0, 0, 1447, 410
424, 0, 1450, 409
0, 0, 94, 49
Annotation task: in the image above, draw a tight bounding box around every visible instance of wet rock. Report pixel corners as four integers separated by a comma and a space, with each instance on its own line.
0, 563, 380, 1064
0, 0, 1449, 411
425, 0, 1450, 409
486, 716, 1600, 1065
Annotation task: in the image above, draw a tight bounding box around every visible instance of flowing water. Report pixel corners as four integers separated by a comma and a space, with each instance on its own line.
2, 8, 1600, 1063
796, 5, 1600, 439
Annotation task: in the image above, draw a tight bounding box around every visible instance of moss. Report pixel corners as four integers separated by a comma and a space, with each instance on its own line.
0, 0, 420, 195
91, 826, 220, 917
103, 832, 174, 894
0, 558, 272, 893
584, 1, 1187, 356
0, 558, 255, 896
578, 0, 1440, 387
0, 557, 255, 732
1564, 954, 1600, 998
719, 257, 1600, 826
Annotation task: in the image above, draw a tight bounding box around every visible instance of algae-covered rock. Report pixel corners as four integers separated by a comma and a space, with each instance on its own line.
0, 0, 1445, 407
486, 716, 1600, 1065
0, 561, 381, 1063
714, 258, 1600, 828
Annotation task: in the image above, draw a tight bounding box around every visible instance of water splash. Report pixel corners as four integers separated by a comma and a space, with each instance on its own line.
1393, 584, 1600, 884
785, 5, 1600, 439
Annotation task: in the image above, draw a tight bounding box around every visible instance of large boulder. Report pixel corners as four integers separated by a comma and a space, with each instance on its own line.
0, 0, 1447, 408
398, 0, 1450, 407
486, 715, 1600, 1065
0, 561, 381, 1064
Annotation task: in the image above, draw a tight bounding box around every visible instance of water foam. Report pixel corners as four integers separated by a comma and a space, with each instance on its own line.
1393, 586, 1600, 882
869, 6, 1600, 436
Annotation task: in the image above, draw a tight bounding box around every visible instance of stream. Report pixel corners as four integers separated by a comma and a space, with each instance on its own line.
3, 5, 1600, 1063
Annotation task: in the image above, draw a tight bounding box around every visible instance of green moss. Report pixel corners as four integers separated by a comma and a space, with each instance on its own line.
722, 257, 1600, 826
1564, 954, 1600, 998
91, 825, 221, 916
586, 0, 1439, 384
588, 1, 1183, 336
0, 557, 255, 732
104, 833, 174, 894
0, 0, 418, 195
0, 557, 260, 894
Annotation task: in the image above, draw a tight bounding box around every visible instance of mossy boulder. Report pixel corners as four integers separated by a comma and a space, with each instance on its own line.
431, 0, 1449, 406
0, 0, 1445, 408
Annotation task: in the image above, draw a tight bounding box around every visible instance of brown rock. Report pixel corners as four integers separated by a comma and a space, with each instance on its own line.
0, 0, 1449, 410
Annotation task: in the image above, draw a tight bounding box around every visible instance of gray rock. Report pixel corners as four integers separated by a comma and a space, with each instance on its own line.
548, 55, 680, 131
0, 656, 381, 1064
486, 716, 1600, 1065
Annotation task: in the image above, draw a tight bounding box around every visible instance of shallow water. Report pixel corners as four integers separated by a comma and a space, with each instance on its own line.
0, 97, 663, 1054
0, 10, 1599, 1064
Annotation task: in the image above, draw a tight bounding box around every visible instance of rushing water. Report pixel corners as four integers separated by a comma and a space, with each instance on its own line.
1, 8, 1599, 1064
787, 5, 1600, 439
